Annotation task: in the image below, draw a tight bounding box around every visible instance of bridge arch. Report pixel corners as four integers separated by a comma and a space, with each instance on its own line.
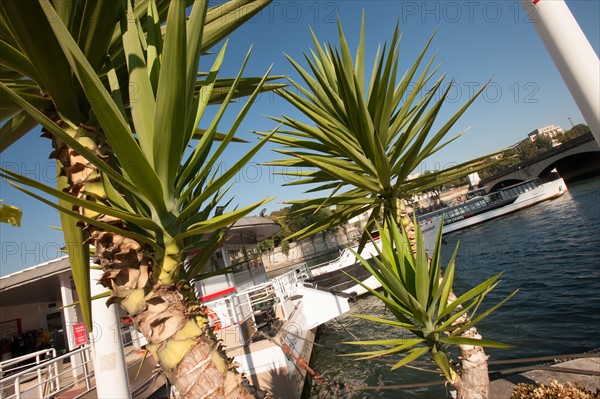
539, 151, 600, 180
479, 132, 600, 193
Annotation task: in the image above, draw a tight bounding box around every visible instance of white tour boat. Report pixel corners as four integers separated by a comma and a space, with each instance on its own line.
298, 175, 567, 298
191, 217, 350, 399
299, 217, 441, 298
417, 174, 568, 235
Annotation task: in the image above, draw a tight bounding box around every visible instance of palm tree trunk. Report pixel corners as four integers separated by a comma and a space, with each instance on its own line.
395, 198, 490, 399
446, 292, 489, 399
47, 127, 257, 398
92, 226, 257, 399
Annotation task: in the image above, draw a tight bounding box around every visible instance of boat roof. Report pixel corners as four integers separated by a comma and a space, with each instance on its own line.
224, 217, 281, 248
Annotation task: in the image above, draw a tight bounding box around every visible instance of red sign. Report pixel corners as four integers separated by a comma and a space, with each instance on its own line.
73, 323, 88, 346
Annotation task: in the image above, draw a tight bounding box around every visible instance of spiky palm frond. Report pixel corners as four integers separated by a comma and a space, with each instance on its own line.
344, 217, 517, 381
262, 15, 491, 243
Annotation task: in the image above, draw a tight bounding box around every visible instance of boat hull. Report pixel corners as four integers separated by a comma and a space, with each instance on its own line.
441, 178, 567, 234
300, 178, 567, 299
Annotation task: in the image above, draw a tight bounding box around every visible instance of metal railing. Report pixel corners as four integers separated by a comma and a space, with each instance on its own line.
203, 270, 301, 331
305, 238, 382, 278
0, 348, 56, 381
0, 345, 93, 399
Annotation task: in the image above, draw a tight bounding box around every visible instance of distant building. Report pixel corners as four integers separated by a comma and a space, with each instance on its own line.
467, 172, 481, 187
528, 125, 564, 143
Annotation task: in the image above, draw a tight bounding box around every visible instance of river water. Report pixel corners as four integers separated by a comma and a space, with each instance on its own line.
306, 176, 600, 398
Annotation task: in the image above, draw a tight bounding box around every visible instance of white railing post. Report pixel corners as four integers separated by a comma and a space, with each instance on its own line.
14, 376, 20, 399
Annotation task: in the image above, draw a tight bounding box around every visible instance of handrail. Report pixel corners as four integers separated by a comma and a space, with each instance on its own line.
0, 345, 92, 399
203, 270, 301, 331
0, 348, 56, 377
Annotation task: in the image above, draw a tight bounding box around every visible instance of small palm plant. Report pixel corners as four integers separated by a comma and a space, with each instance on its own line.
262, 16, 493, 249
345, 218, 517, 391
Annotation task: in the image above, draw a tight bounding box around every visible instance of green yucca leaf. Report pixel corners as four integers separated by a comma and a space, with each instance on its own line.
456, 288, 519, 336
123, 0, 157, 161
437, 300, 478, 333
39, 0, 168, 215
344, 339, 425, 361
427, 217, 444, 304
0, 111, 39, 152
0, 201, 22, 226
146, 0, 162, 94
177, 43, 229, 193
346, 270, 414, 321
153, 0, 187, 194
5, 181, 161, 253
58, 198, 92, 331
185, 230, 227, 279
1, 169, 161, 233
352, 314, 416, 330
178, 46, 254, 201
436, 241, 458, 318
438, 274, 502, 320
440, 337, 513, 349
431, 350, 454, 381
344, 338, 422, 347
391, 346, 430, 371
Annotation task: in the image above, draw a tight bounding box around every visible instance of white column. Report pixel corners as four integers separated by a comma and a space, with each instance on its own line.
58, 273, 85, 380
89, 268, 131, 398
520, 0, 600, 144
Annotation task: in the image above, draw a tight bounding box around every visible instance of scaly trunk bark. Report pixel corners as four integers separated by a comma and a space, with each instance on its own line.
46, 122, 257, 398
395, 198, 489, 399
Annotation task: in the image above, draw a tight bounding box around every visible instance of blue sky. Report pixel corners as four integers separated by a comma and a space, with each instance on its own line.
1, 0, 599, 275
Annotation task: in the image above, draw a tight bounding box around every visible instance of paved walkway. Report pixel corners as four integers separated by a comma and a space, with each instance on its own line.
56, 349, 166, 399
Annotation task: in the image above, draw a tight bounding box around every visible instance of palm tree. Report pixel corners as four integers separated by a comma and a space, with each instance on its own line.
263, 17, 508, 398
347, 219, 516, 399
0, 1, 280, 397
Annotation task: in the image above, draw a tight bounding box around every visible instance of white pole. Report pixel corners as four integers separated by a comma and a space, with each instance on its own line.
520, 0, 600, 145
58, 273, 84, 381
89, 268, 131, 398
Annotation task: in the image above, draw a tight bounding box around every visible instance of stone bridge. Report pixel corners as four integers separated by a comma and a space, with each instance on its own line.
479, 132, 600, 192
